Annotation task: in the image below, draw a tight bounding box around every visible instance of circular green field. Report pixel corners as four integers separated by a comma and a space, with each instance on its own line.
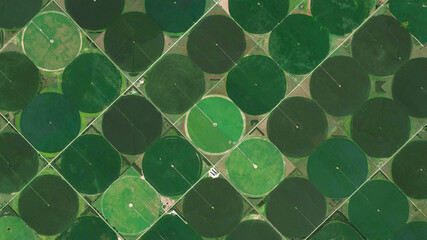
18, 174, 79, 236
23, 11, 82, 71
308, 138, 368, 198
142, 136, 203, 196
145, 0, 206, 34
145, 54, 205, 114
183, 178, 243, 238
0, 51, 40, 112
269, 14, 330, 75
0, 0, 42, 30
226, 55, 287, 115
186, 96, 245, 154
392, 140, 427, 199
348, 180, 409, 239
226, 219, 281, 240
266, 177, 326, 238
187, 15, 246, 74
102, 95, 162, 155
392, 57, 427, 118
61, 134, 121, 195
61, 53, 122, 114
102, 176, 161, 235
141, 214, 202, 240
0, 132, 38, 194
311, 0, 373, 35
65, 0, 124, 31
226, 138, 284, 197
228, 0, 289, 34
58, 216, 116, 240
104, 12, 164, 73
350, 97, 410, 158
310, 55, 371, 117
0, 216, 37, 240
392, 221, 427, 240
351, 15, 412, 76
311, 221, 363, 240
389, 0, 427, 44
267, 97, 328, 158
20, 92, 81, 154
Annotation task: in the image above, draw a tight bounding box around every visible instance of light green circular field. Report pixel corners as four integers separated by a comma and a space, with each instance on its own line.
186, 96, 245, 154
226, 138, 285, 197
22, 11, 82, 71
102, 176, 161, 236
0, 216, 37, 240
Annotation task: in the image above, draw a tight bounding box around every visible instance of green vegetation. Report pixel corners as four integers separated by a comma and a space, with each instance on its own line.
187, 15, 246, 74
228, 0, 289, 34
311, 221, 363, 240
145, 54, 205, 114
226, 55, 286, 115
389, 0, 427, 44
102, 176, 161, 235
226, 219, 281, 240
0, 216, 37, 239
18, 175, 79, 236
183, 178, 243, 238
266, 177, 326, 238
58, 216, 116, 240
0, 0, 42, 30
309, 56, 371, 117
23, 11, 82, 71
348, 180, 409, 239
269, 14, 330, 75
142, 136, 203, 196
226, 138, 284, 197
141, 214, 202, 240
102, 95, 163, 155
0, 51, 40, 112
186, 96, 244, 154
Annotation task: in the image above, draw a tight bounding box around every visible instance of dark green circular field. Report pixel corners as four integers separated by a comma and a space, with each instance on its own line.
351, 15, 412, 76
0, 51, 40, 112
392, 58, 427, 118
145, 54, 205, 114
226, 55, 286, 115
142, 136, 203, 196
186, 96, 245, 154
350, 98, 410, 158
20, 92, 81, 154
308, 138, 368, 198
392, 221, 427, 240
267, 97, 328, 158
58, 216, 116, 240
61, 53, 122, 114
228, 0, 289, 34
183, 178, 243, 238
266, 177, 326, 238
310, 56, 371, 117
145, 0, 206, 34
311, 221, 363, 240
226, 138, 284, 197
187, 15, 246, 74
102, 176, 161, 235
226, 219, 281, 240
311, 0, 373, 35
23, 11, 82, 71
392, 141, 427, 199
348, 180, 409, 239
0, 216, 37, 239
61, 134, 121, 195
104, 12, 164, 73
65, 0, 125, 31
18, 174, 79, 236
389, 0, 427, 44
0, 132, 38, 194
269, 14, 330, 75
141, 214, 202, 240
0, 0, 42, 30
102, 95, 162, 155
